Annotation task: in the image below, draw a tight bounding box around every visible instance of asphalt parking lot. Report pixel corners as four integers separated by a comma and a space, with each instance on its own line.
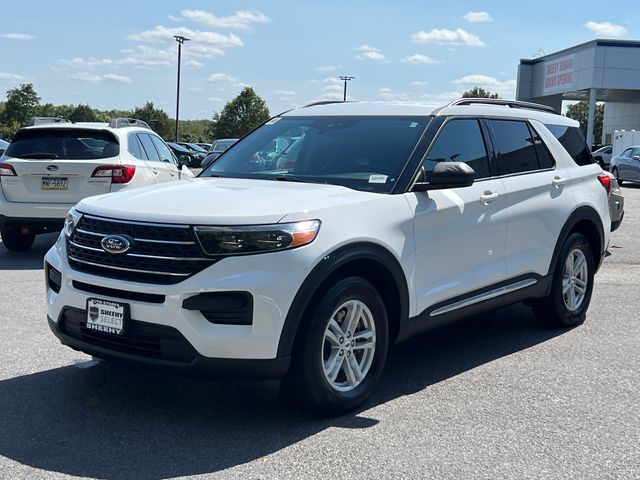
0, 188, 639, 480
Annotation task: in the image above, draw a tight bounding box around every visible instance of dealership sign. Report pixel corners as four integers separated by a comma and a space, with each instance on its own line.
543, 55, 575, 94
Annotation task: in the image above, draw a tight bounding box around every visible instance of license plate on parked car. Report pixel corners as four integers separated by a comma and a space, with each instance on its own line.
41, 177, 68, 190
86, 298, 127, 335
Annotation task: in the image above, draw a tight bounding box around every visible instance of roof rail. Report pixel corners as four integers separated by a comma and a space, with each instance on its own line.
109, 118, 151, 129
447, 98, 558, 114
27, 116, 71, 126
302, 100, 346, 108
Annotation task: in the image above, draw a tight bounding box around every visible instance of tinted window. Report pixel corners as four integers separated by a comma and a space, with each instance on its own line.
545, 124, 593, 166
622, 148, 633, 158
530, 126, 554, 169
490, 120, 540, 175
138, 133, 160, 162
206, 116, 430, 193
423, 119, 490, 179
128, 133, 146, 160
5, 128, 119, 160
150, 135, 175, 163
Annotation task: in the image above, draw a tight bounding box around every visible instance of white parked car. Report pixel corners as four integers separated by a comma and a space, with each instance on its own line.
592, 145, 612, 169
0, 118, 193, 251
45, 100, 611, 414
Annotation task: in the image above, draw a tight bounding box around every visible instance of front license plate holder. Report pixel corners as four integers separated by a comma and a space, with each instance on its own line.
86, 298, 128, 335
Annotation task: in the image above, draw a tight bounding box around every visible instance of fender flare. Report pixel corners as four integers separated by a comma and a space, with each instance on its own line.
276, 242, 410, 357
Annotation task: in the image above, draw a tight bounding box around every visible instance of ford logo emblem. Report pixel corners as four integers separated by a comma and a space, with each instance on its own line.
47, 165, 59, 172
101, 235, 131, 254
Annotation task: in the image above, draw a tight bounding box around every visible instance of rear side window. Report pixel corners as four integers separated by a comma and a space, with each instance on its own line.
424, 119, 491, 179
5, 128, 119, 160
489, 120, 543, 175
544, 124, 593, 166
128, 133, 146, 160
137, 133, 161, 162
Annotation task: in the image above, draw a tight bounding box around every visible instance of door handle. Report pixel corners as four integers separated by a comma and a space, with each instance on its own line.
152, 169, 159, 176
480, 191, 499, 205
552, 176, 566, 188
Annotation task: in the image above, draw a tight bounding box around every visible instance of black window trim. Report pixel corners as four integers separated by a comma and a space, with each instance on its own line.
127, 132, 147, 160
148, 133, 177, 165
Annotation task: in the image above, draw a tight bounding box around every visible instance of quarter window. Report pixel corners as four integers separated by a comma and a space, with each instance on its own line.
423, 119, 491, 179
149, 135, 176, 164
545, 124, 593, 166
128, 133, 146, 160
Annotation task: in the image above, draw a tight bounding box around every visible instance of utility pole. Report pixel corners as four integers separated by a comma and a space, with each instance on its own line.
174, 35, 190, 142
339, 75, 355, 101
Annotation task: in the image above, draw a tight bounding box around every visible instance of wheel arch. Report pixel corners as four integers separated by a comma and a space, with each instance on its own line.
277, 242, 410, 358
547, 206, 605, 287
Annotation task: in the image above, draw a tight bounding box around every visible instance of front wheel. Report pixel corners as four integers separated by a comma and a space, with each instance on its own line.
533, 233, 595, 328
288, 277, 389, 416
1, 225, 36, 251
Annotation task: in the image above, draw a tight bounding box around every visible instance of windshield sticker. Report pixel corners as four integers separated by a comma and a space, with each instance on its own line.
409, 122, 418, 128
369, 174, 388, 184
265, 117, 282, 125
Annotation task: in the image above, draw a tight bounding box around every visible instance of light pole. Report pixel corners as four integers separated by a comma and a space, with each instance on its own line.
174, 35, 190, 142
339, 75, 355, 101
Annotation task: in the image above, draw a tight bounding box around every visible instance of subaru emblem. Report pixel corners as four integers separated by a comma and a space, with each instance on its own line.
47, 165, 59, 172
101, 235, 131, 254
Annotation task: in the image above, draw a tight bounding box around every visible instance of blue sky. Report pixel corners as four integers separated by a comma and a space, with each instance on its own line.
1, 0, 637, 119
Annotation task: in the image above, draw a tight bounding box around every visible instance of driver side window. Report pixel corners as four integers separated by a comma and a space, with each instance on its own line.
423, 119, 491, 179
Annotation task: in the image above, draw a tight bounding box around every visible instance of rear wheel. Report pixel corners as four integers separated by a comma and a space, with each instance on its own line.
1, 225, 36, 251
288, 277, 389, 416
612, 167, 623, 186
533, 233, 594, 327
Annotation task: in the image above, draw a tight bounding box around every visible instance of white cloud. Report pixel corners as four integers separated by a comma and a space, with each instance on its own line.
59, 57, 117, 69
354, 45, 387, 62
419, 90, 462, 104
184, 59, 204, 68
0, 72, 27, 82
452, 74, 517, 95
0, 33, 35, 40
312, 77, 344, 100
208, 97, 224, 102
103, 73, 132, 84
402, 54, 439, 64
463, 11, 493, 23
180, 10, 270, 30
377, 87, 411, 102
275, 90, 296, 97
189, 86, 203, 92
584, 21, 626, 37
412, 80, 429, 86
68, 72, 102, 83
129, 26, 243, 49
207, 73, 239, 83
411, 28, 485, 46
314, 64, 343, 72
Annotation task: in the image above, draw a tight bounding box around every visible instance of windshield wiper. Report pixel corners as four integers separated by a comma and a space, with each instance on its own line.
16, 152, 59, 159
274, 175, 326, 184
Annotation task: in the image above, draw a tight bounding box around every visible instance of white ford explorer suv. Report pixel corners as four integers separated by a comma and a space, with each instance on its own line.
0, 117, 193, 251
45, 99, 611, 414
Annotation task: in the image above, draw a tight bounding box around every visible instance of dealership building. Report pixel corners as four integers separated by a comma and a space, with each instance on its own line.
516, 39, 640, 146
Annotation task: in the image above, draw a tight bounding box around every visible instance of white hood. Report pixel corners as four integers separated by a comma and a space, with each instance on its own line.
76, 177, 377, 225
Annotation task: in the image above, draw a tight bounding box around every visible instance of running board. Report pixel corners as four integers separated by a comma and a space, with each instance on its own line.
429, 278, 538, 317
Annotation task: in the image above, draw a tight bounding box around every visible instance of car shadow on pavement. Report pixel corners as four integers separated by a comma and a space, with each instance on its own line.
0, 303, 565, 479
0, 232, 57, 270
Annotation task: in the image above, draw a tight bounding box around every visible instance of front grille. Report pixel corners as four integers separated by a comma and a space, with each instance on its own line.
72, 280, 166, 304
67, 215, 217, 284
60, 307, 197, 363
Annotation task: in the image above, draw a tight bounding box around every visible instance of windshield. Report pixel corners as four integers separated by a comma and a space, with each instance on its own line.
211, 139, 237, 152
203, 116, 430, 193
168, 143, 190, 153
5, 128, 119, 160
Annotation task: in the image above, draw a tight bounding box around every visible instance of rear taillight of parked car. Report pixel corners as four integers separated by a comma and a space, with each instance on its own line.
0, 163, 17, 177
597, 173, 611, 196
91, 165, 136, 184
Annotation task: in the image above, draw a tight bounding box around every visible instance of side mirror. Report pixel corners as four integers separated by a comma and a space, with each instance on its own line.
413, 161, 475, 191
178, 154, 190, 167
633, 155, 640, 161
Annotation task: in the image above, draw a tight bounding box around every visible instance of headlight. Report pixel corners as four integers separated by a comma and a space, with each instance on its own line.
64, 207, 83, 237
194, 220, 321, 255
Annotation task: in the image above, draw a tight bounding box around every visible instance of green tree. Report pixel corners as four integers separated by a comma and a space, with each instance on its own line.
1, 83, 41, 125
69, 104, 100, 122
213, 87, 270, 139
565, 101, 604, 142
462, 87, 499, 99
132, 101, 173, 139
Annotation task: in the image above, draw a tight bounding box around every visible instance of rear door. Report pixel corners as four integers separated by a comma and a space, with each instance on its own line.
149, 135, 180, 182
1, 127, 118, 204
490, 119, 571, 280
137, 133, 177, 183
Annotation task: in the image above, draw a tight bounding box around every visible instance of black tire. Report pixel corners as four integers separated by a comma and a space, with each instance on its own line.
533, 233, 595, 328
1, 225, 36, 251
287, 277, 389, 416
612, 167, 623, 186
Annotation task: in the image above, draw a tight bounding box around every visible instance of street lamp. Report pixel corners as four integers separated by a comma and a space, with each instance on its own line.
174, 35, 190, 142
339, 75, 355, 101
